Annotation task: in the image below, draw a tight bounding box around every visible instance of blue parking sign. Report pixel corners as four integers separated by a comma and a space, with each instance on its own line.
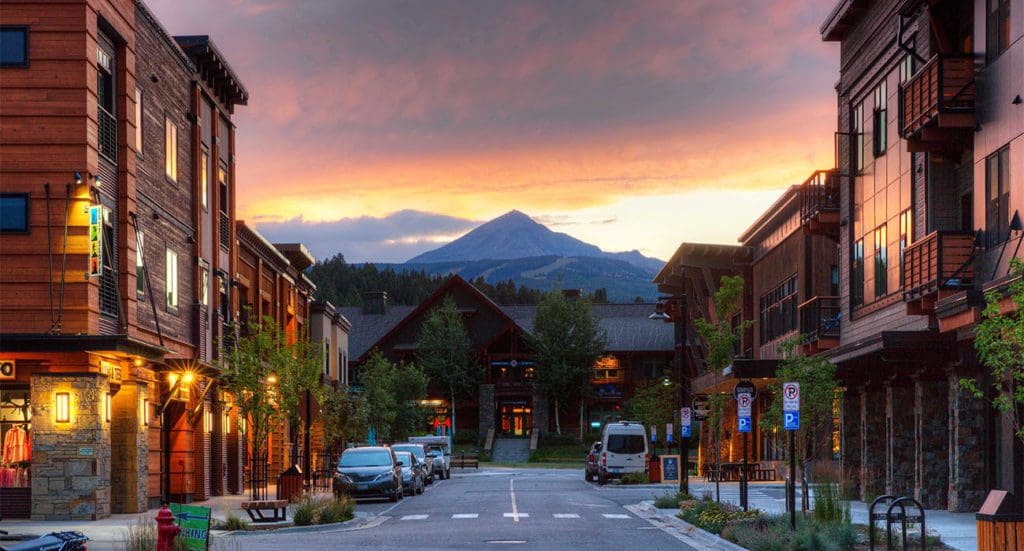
784, 411, 800, 431
738, 416, 751, 433
681, 425, 691, 438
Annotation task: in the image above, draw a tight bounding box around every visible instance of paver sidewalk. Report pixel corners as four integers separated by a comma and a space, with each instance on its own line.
653, 478, 978, 551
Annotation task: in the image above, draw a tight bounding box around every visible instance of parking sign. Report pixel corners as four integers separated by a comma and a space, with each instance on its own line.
738, 416, 751, 433
737, 392, 752, 417
784, 411, 800, 431
782, 382, 800, 412
680, 407, 692, 427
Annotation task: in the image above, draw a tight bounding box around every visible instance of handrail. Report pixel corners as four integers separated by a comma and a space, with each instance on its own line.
799, 170, 839, 226
902, 230, 975, 301
97, 105, 118, 163
900, 54, 975, 137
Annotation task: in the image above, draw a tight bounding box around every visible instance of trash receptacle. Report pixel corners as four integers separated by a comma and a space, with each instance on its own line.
647, 455, 660, 482
277, 465, 304, 503
976, 490, 1023, 551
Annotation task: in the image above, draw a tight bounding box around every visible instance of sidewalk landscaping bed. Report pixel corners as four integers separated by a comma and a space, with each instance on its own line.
289, 494, 355, 526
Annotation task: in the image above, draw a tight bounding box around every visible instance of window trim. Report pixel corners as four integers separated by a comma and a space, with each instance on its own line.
853, 102, 866, 173
0, 26, 29, 68
986, 145, 1011, 247
986, 0, 1011, 64
872, 81, 887, 158
0, 193, 30, 234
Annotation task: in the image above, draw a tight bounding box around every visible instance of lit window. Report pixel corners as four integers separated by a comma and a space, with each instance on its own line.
200, 267, 210, 306
200, 149, 209, 210
135, 88, 143, 153
0, 27, 28, 67
136, 231, 145, 295
166, 248, 178, 309
164, 117, 177, 181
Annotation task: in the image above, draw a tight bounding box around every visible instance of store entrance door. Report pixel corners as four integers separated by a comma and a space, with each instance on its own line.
498, 402, 532, 437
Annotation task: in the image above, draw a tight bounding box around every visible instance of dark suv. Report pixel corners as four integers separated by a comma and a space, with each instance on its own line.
333, 446, 404, 502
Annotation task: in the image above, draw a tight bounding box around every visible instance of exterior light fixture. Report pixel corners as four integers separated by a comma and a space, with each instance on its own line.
74, 172, 83, 185
105, 392, 112, 423
648, 301, 671, 320
267, 373, 278, 384
55, 392, 71, 423
182, 371, 194, 384
142, 398, 149, 426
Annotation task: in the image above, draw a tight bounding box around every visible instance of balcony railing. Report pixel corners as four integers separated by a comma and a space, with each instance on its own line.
798, 296, 840, 352
98, 106, 118, 163
219, 211, 231, 249
902, 231, 975, 308
799, 169, 840, 238
900, 55, 975, 139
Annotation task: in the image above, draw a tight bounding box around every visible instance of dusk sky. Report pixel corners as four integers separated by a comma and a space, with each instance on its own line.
149, 0, 839, 263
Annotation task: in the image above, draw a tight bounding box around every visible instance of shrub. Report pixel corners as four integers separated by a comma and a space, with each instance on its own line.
292, 497, 316, 526
120, 516, 156, 551
291, 493, 355, 526
222, 513, 250, 532
823, 521, 858, 551
653, 490, 692, 509
619, 472, 649, 485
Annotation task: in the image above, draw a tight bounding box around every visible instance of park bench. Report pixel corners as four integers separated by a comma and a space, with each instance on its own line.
451, 452, 479, 469
240, 499, 288, 522
753, 467, 777, 481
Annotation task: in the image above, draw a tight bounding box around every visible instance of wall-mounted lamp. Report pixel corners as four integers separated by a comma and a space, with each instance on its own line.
1013, 95, 1022, 105
55, 392, 71, 423
105, 392, 112, 423
74, 172, 83, 185
142, 397, 150, 426
91, 175, 102, 191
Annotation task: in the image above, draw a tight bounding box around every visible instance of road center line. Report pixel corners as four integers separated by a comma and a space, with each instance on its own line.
510, 478, 519, 523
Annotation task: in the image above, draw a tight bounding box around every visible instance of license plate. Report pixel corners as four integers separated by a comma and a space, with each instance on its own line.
357, 484, 368, 491
607, 467, 621, 473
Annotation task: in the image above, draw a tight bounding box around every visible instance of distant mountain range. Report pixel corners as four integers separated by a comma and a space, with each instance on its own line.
399, 210, 664, 302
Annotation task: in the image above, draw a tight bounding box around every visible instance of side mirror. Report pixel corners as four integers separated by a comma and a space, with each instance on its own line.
396, 461, 404, 466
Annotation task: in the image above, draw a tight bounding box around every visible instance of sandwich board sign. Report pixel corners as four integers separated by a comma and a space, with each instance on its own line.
170, 503, 211, 551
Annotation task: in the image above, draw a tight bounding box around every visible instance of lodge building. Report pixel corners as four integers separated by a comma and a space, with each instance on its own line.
0, 0, 341, 520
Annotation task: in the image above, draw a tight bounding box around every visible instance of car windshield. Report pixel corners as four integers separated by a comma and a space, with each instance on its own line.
606, 434, 645, 454
395, 451, 413, 466
339, 450, 392, 467
393, 445, 425, 460
428, 445, 446, 455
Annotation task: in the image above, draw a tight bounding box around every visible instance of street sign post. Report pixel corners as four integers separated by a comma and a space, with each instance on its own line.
735, 390, 753, 510
782, 382, 800, 530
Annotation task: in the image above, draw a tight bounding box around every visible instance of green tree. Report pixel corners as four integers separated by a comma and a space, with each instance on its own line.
417, 296, 475, 436
358, 351, 429, 441
625, 378, 679, 448
529, 290, 608, 437
694, 275, 750, 500
320, 387, 352, 453
219, 313, 323, 499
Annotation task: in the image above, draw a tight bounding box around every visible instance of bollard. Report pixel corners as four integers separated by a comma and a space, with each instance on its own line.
156, 504, 181, 551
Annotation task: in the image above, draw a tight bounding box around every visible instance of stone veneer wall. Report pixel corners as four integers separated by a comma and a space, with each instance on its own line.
531, 386, 549, 435
859, 386, 886, 501
914, 378, 948, 509
110, 381, 148, 513
30, 373, 111, 520
841, 389, 862, 495
886, 382, 915, 497
478, 384, 495, 440
948, 372, 988, 512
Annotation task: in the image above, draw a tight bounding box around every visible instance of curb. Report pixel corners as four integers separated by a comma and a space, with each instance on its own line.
627, 501, 747, 551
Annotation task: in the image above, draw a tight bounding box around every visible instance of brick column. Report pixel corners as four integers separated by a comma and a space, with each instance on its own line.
841, 388, 862, 496
914, 377, 948, 509
30, 373, 112, 520
110, 381, 149, 513
948, 372, 987, 511
859, 385, 886, 501
886, 381, 914, 498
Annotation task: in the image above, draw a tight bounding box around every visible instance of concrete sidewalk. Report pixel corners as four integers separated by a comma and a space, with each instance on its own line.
660, 478, 977, 551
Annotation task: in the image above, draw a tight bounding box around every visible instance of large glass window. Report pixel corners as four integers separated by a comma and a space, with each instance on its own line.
165, 248, 178, 309
759, 275, 798, 345
986, 146, 1011, 246
0, 386, 32, 492
899, 209, 913, 286
0, 194, 29, 233
852, 239, 865, 307
165, 117, 178, 182
873, 225, 888, 298
853, 102, 865, 172
872, 81, 887, 157
0, 27, 28, 67
987, 0, 1011, 62
898, 54, 916, 83
135, 88, 143, 153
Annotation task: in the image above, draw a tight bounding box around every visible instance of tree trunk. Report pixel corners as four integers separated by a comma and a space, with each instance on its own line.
554, 398, 561, 435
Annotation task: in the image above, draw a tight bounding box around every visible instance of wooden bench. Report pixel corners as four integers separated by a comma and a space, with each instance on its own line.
241, 499, 288, 523
451, 452, 479, 469
753, 467, 776, 481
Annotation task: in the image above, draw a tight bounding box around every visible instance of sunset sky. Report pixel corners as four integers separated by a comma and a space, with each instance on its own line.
149, 0, 840, 263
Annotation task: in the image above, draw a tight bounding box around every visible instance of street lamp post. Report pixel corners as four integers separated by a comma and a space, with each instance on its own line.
650, 296, 688, 496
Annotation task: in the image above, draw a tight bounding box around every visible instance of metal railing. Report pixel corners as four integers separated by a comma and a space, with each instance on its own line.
98, 106, 118, 162
902, 231, 975, 302
219, 212, 231, 249
900, 55, 975, 138
799, 169, 840, 227
798, 296, 840, 344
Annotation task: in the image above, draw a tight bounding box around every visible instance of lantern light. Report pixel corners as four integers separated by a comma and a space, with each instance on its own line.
55, 392, 71, 423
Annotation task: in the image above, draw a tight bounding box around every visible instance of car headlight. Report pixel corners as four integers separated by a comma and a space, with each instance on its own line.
373, 472, 391, 482
336, 473, 353, 484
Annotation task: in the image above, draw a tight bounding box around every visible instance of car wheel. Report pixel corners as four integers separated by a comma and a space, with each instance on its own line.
585, 470, 593, 482
427, 474, 434, 485
417, 479, 424, 495
389, 489, 399, 502
597, 471, 607, 486
445, 468, 450, 480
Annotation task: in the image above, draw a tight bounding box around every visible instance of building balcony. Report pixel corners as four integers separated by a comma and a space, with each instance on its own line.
798, 295, 840, 354
900, 55, 975, 152
903, 231, 975, 315
98, 106, 118, 163
799, 169, 840, 240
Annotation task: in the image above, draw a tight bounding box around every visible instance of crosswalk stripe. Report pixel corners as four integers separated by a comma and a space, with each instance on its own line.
401, 514, 428, 520
602, 513, 631, 519
553, 513, 580, 519
503, 512, 529, 518
452, 513, 479, 519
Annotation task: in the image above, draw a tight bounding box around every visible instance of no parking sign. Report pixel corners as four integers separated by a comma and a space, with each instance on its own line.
782, 382, 800, 431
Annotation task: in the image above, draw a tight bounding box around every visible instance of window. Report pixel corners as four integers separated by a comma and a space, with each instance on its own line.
164, 117, 177, 181
136, 231, 145, 295
134, 88, 143, 153
218, 164, 228, 213
852, 239, 865, 307
898, 54, 916, 83
759, 275, 798, 344
987, 0, 1011, 62
872, 81, 887, 157
830, 265, 839, 296
899, 209, 913, 285
605, 434, 645, 455
853, 102, 865, 172
200, 267, 209, 306
873, 225, 888, 298
165, 248, 178, 309
0, 26, 28, 67
200, 149, 209, 210
0, 194, 29, 233
986, 146, 1011, 246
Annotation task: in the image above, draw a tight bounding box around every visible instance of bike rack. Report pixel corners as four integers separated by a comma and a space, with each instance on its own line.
868, 495, 896, 551
868, 494, 927, 551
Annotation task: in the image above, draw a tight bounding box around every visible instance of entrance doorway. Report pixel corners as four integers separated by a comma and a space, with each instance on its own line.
498, 402, 532, 436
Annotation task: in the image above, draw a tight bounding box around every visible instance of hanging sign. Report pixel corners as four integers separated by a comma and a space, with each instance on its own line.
680, 407, 692, 438
0, 359, 14, 380
736, 392, 752, 418
691, 394, 711, 420
733, 380, 757, 402
88, 206, 103, 277
650, 425, 657, 442
666, 423, 673, 443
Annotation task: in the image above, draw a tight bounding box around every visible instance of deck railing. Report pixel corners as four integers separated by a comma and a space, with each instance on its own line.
902, 231, 975, 302
900, 55, 975, 138
798, 296, 840, 344
799, 170, 840, 227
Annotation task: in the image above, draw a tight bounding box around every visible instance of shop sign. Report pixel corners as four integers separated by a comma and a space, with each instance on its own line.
88, 206, 103, 277
660, 455, 681, 483
170, 503, 212, 551
0, 359, 14, 380
78, 447, 94, 456
101, 362, 122, 384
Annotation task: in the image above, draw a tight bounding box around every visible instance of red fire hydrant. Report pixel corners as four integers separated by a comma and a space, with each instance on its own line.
156, 504, 180, 551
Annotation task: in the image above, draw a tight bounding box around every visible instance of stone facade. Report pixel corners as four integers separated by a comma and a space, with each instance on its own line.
885, 382, 915, 498
30, 374, 111, 520
840, 389, 862, 495
947, 372, 988, 512
914, 377, 948, 509
859, 386, 886, 501
110, 381, 148, 513
478, 384, 495, 439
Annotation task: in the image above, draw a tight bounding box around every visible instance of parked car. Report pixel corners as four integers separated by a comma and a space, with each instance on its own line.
409, 435, 451, 479
392, 442, 435, 484
597, 421, 648, 485
394, 450, 426, 496
333, 446, 403, 502
585, 441, 602, 482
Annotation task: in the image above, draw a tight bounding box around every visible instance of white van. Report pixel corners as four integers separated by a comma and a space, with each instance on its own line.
598, 421, 648, 484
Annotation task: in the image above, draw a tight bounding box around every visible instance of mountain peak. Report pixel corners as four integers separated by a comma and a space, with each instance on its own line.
492, 210, 534, 223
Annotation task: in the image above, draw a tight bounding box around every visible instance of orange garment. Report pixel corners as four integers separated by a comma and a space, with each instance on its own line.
2, 426, 29, 463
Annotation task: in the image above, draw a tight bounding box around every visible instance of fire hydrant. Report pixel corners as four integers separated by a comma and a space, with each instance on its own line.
156, 504, 181, 551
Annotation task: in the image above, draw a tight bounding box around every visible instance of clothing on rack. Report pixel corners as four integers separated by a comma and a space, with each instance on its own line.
0, 466, 29, 488
2, 425, 30, 464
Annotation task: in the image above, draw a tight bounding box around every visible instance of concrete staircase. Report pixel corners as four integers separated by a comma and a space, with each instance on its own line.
491, 438, 532, 463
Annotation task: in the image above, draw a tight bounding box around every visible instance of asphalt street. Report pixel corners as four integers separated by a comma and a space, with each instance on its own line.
220, 468, 698, 550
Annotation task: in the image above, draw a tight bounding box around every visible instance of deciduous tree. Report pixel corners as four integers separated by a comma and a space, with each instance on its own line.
417, 296, 475, 435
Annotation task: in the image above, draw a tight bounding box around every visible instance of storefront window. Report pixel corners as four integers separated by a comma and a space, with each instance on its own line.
0, 386, 31, 489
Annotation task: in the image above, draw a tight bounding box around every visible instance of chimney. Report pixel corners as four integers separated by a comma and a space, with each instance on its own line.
562, 289, 582, 300
362, 291, 388, 315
